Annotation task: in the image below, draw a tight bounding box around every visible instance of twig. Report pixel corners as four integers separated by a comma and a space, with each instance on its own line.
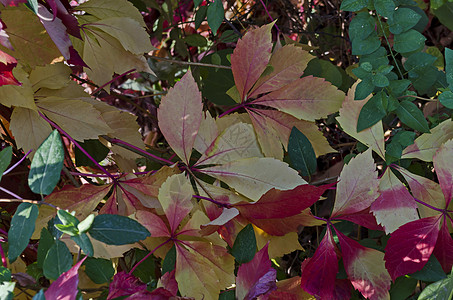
148, 55, 232, 69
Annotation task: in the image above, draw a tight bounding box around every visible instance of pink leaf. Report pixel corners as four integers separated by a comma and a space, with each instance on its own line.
107, 271, 147, 300
236, 243, 277, 300
52, 0, 81, 39
0, 50, 20, 86
44, 257, 86, 300
384, 215, 442, 280
0, 20, 13, 50
234, 183, 333, 219
136, 210, 171, 237
300, 226, 339, 298
230, 23, 273, 101
0, 0, 26, 6
335, 208, 383, 231
159, 270, 178, 296
332, 149, 379, 217
157, 71, 202, 164
433, 218, 453, 273
371, 168, 418, 234
433, 139, 453, 207
335, 229, 391, 300
251, 76, 344, 122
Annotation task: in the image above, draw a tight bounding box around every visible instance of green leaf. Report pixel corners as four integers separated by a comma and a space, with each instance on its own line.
349, 12, 376, 41
392, 130, 416, 148
83, 257, 114, 284
390, 276, 418, 300
410, 255, 447, 282
0, 146, 12, 182
184, 34, 208, 47
388, 79, 411, 97
0, 282, 15, 300
404, 52, 437, 77
195, 5, 207, 29
0, 266, 11, 283
28, 129, 64, 195
396, 101, 430, 133
340, 0, 366, 11
355, 78, 375, 100
388, 8, 422, 34
193, 0, 203, 7
32, 289, 46, 300
439, 90, 453, 108
303, 59, 343, 88
55, 224, 79, 236
372, 73, 389, 87
7, 203, 39, 263
26, 0, 39, 14
43, 240, 73, 280
37, 228, 55, 269
393, 30, 426, 54
417, 275, 453, 300
445, 48, 453, 87
88, 214, 150, 245
352, 33, 381, 55
357, 91, 387, 132
230, 224, 257, 264
374, 0, 395, 19
207, 0, 223, 35
131, 249, 157, 283
78, 214, 95, 233
426, 46, 445, 69
219, 289, 236, 300
162, 245, 176, 274
288, 127, 317, 177
432, 2, 453, 32
219, 30, 239, 43
361, 47, 389, 69
71, 233, 94, 256
57, 210, 79, 227
431, 0, 447, 10
75, 139, 109, 167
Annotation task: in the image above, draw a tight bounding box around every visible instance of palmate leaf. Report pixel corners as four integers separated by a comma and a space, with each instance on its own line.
0, 50, 20, 86
158, 71, 203, 165
384, 215, 442, 280
236, 243, 276, 300
335, 228, 391, 300
433, 139, 453, 206
370, 168, 419, 234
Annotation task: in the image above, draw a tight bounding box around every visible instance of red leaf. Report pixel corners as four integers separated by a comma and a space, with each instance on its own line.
433, 217, 453, 273
384, 215, 442, 280
300, 226, 339, 298
52, 0, 81, 39
236, 243, 277, 300
433, 139, 453, 207
335, 208, 383, 231
0, 0, 26, 6
230, 23, 273, 101
160, 270, 178, 296
44, 257, 86, 300
234, 183, 333, 219
107, 271, 147, 300
335, 229, 391, 300
136, 210, 171, 237
0, 50, 20, 86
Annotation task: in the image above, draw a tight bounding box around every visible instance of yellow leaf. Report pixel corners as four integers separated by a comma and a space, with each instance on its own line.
35, 81, 89, 98
82, 27, 152, 87
196, 122, 263, 166
402, 119, 453, 161
0, 6, 61, 67
337, 81, 386, 159
87, 17, 155, 55
0, 67, 36, 110
37, 97, 112, 141
29, 63, 71, 91
254, 226, 303, 259
201, 157, 307, 201
10, 107, 52, 156
76, 0, 147, 27
194, 111, 218, 155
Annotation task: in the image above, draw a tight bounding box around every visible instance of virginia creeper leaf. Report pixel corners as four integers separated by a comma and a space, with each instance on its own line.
335, 229, 391, 300
371, 168, 418, 234
0, 50, 20, 86
28, 130, 64, 195
201, 157, 306, 201
0, 67, 36, 110
43, 239, 73, 280
88, 214, 150, 245
7, 203, 39, 263
249, 44, 313, 98
157, 71, 202, 164
384, 215, 442, 280
300, 226, 338, 298
29, 63, 71, 91
332, 149, 379, 216
251, 76, 344, 122
433, 220, 453, 273
107, 271, 147, 299
76, 0, 146, 26
433, 139, 453, 206
230, 23, 273, 101
336, 82, 386, 159
236, 243, 276, 300
288, 127, 317, 177
402, 119, 453, 161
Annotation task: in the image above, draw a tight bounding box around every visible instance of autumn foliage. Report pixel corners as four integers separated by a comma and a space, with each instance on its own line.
0, 0, 453, 299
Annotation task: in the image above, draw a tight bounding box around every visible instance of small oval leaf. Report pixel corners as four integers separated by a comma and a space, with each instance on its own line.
43, 240, 73, 280
231, 224, 257, 264
8, 203, 39, 263
288, 127, 317, 177
395, 100, 430, 133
